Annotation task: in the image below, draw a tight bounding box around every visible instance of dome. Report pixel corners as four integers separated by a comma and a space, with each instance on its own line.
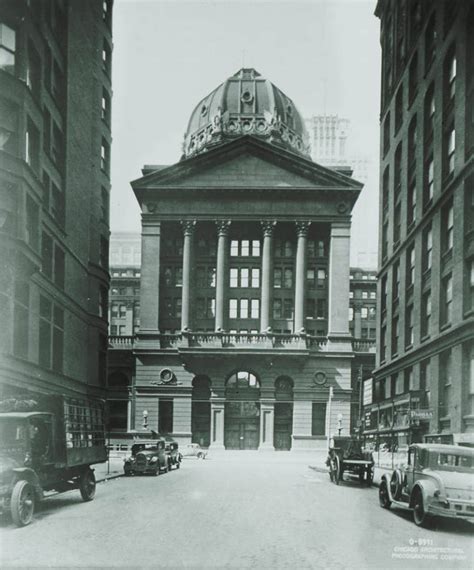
182, 68, 310, 159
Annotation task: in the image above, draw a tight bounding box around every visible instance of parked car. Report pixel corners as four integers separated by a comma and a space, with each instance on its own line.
165, 441, 182, 470
379, 443, 474, 527
181, 443, 207, 459
0, 395, 107, 527
123, 440, 168, 476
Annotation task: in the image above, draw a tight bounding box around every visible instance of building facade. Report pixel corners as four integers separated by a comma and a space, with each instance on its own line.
0, 0, 113, 401
365, 0, 474, 449
107, 68, 376, 451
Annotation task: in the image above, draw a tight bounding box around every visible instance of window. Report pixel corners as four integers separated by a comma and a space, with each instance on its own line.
424, 156, 434, 207
405, 305, 414, 347
317, 240, 326, 257
349, 307, 354, 321
251, 240, 260, 257
361, 307, 368, 319
241, 240, 249, 257
317, 269, 326, 288
102, 40, 111, 76
51, 183, 65, 226
393, 203, 401, 246
101, 187, 109, 223
408, 116, 417, 169
229, 299, 238, 319
445, 127, 455, 177
100, 236, 108, 269
406, 244, 415, 287
39, 296, 64, 372
27, 40, 41, 98
407, 179, 417, 226
408, 52, 418, 103
240, 299, 248, 319
230, 240, 239, 256
284, 268, 293, 288
26, 118, 39, 172
382, 167, 389, 212
395, 86, 403, 132
392, 262, 400, 300
445, 46, 456, 101
349, 291, 354, 299
424, 85, 435, 140
441, 274, 453, 326
101, 139, 110, 175
54, 244, 65, 289
311, 403, 326, 436
0, 23, 15, 74
306, 299, 315, 319
362, 291, 368, 299
392, 316, 399, 356
99, 286, 108, 319
424, 13, 436, 72
158, 400, 173, 434
370, 291, 376, 299
251, 268, 259, 288
422, 225, 432, 272
284, 241, 293, 257
42, 232, 53, 278
381, 326, 387, 361
174, 267, 183, 287
13, 281, 29, 359
420, 358, 431, 406
394, 143, 402, 194
283, 299, 293, 319
440, 350, 452, 417
103, 0, 112, 27
240, 268, 249, 288
251, 299, 259, 319
25, 194, 39, 250
51, 122, 64, 172
273, 299, 282, 319
316, 299, 326, 319
382, 221, 389, 260
102, 88, 111, 125
421, 290, 431, 338
467, 341, 474, 415
230, 268, 238, 288
442, 200, 454, 253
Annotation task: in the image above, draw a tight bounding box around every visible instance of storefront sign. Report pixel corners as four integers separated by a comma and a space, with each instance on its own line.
410, 409, 433, 420
363, 379, 373, 406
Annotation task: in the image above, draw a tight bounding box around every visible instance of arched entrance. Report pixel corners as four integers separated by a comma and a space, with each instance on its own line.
274, 376, 294, 450
192, 376, 211, 447
224, 371, 260, 450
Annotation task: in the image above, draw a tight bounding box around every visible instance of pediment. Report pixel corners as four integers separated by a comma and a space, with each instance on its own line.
132, 136, 362, 192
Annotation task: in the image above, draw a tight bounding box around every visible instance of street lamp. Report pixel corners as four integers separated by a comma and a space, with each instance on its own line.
142, 409, 148, 430
337, 413, 343, 436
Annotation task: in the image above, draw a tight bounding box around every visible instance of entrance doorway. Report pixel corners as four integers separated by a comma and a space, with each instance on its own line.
192, 376, 211, 447
274, 376, 294, 450
224, 371, 260, 450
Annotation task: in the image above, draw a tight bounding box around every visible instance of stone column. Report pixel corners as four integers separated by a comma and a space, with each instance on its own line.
294, 222, 311, 332
328, 222, 351, 337
180, 220, 196, 331
138, 221, 161, 341
215, 220, 230, 331
258, 399, 275, 451
354, 303, 362, 338
209, 398, 225, 450
260, 221, 276, 332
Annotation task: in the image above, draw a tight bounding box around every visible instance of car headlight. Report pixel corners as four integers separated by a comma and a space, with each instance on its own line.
149, 456, 158, 463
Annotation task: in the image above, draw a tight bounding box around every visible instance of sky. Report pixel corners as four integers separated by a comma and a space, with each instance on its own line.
110, 0, 381, 267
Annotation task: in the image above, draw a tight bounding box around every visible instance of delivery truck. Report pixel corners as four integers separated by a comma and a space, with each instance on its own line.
0, 395, 107, 526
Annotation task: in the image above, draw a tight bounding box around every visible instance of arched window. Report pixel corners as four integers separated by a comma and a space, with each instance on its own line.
226, 371, 260, 389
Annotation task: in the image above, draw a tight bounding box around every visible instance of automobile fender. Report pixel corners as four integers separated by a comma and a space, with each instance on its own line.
380, 473, 395, 501
409, 480, 437, 509
12, 468, 44, 500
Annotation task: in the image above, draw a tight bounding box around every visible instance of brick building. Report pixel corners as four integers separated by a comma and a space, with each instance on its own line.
0, 0, 113, 401
364, 0, 474, 449
106, 68, 378, 450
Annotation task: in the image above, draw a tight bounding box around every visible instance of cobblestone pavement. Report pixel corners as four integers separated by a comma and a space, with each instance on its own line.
1, 453, 472, 569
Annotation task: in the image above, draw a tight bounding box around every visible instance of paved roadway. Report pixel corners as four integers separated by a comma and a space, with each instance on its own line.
0, 453, 472, 569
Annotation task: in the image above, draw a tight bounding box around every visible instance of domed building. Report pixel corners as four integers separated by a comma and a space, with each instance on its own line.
115, 68, 368, 452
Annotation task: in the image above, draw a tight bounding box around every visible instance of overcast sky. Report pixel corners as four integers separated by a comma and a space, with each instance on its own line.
110, 0, 381, 266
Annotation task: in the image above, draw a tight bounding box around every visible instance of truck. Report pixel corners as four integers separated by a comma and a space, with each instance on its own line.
0, 395, 107, 526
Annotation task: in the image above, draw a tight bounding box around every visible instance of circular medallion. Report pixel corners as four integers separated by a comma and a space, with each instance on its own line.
241, 90, 253, 104
313, 371, 327, 386
337, 202, 348, 214
159, 368, 175, 383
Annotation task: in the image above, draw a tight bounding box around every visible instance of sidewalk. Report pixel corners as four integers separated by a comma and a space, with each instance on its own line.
93, 457, 124, 482
308, 452, 392, 487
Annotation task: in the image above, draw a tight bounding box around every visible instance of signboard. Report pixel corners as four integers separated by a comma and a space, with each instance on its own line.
363, 379, 373, 406
410, 409, 433, 420
364, 410, 371, 429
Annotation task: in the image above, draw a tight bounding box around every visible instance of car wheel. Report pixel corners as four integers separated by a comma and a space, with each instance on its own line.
79, 469, 96, 502
11, 480, 35, 527
413, 489, 431, 528
197, 452, 203, 459
390, 469, 403, 500
366, 467, 373, 487
379, 480, 391, 509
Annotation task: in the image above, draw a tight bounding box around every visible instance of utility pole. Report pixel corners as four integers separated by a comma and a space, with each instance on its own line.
327, 386, 333, 449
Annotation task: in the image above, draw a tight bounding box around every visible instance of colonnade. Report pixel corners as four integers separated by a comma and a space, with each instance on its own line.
139, 219, 351, 338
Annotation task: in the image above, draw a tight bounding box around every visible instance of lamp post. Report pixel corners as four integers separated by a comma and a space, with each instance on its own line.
337, 413, 343, 436
142, 410, 148, 430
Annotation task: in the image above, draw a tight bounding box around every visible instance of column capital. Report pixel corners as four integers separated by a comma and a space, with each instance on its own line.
180, 220, 196, 236
260, 220, 276, 237
295, 221, 311, 237
215, 220, 231, 236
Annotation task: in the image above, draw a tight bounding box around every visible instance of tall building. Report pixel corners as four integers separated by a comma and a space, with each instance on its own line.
105, 68, 378, 451
364, 0, 474, 448
0, 0, 113, 400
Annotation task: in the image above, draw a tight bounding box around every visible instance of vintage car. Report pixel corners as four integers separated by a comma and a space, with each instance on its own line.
123, 440, 168, 476
379, 443, 474, 527
326, 436, 373, 485
181, 443, 208, 459
165, 441, 182, 470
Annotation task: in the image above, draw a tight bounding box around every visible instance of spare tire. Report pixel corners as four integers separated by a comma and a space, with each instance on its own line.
390, 469, 403, 500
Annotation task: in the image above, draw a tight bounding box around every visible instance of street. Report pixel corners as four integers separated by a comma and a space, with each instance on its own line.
0, 454, 472, 569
